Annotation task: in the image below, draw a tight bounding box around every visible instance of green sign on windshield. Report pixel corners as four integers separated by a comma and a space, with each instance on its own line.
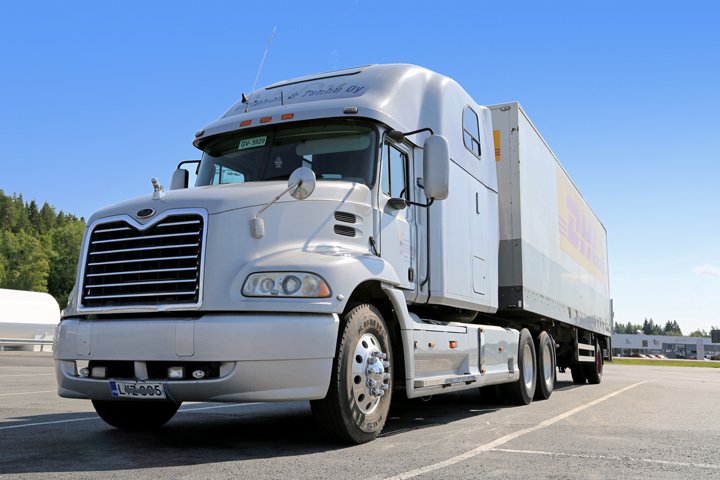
238, 136, 267, 150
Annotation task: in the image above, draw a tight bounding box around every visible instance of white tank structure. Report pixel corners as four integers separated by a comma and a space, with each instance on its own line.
0, 288, 60, 351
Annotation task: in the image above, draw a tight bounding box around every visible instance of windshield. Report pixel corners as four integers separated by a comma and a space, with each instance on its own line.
195, 123, 377, 187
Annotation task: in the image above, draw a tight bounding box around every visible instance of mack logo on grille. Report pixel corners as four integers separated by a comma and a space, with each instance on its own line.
137, 209, 155, 218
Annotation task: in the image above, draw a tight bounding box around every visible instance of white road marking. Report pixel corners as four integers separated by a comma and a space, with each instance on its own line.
179, 403, 260, 412
0, 417, 98, 431
0, 374, 55, 377
0, 390, 54, 396
491, 448, 720, 470
0, 402, 260, 431
384, 380, 652, 480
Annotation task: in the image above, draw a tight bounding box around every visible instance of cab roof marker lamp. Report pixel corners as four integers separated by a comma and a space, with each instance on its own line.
343, 107, 358, 114
281, 114, 294, 120
240, 120, 252, 127
260, 117, 272, 123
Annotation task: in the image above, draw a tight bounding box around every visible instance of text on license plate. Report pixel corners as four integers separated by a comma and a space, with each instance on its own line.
110, 381, 166, 399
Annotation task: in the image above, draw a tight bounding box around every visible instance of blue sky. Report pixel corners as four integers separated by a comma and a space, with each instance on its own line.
1, 1, 718, 334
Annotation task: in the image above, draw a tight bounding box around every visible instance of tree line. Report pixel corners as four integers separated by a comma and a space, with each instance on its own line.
614, 318, 719, 338
0, 190, 85, 307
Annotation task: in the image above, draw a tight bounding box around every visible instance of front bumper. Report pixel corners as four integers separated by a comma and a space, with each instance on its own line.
54, 313, 339, 402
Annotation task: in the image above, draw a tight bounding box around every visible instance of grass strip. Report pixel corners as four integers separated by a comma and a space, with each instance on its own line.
610, 358, 720, 368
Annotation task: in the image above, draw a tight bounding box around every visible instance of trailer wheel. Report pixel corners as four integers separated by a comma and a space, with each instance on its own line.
501, 328, 536, 405
570, 365, 587, 384
533, 332, 555, 400
310, 304, 392, 444
584, 342, 603, 384
92, 400, 180, 430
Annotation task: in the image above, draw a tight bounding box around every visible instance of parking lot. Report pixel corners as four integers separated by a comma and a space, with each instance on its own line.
1, 353, 719, 479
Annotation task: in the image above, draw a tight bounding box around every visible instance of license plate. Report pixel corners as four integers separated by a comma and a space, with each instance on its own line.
110, 381, 166, 399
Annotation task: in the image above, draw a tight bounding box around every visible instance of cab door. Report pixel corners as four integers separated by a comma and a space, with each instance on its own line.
379, 142, 415, 290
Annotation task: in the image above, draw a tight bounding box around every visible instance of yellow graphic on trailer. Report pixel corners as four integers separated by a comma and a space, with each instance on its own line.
556, 167, 606, 285
493, 130, 501, 161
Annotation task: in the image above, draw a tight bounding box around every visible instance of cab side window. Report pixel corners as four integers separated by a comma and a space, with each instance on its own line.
381, 144, 408, 199
463, 106, 481, 159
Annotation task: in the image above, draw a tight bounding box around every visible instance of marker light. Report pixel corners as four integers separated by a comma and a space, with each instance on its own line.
242, 272, 331, 298
281, 114, 294, 120
240, 120, 252, 127
260, 117, 272, 123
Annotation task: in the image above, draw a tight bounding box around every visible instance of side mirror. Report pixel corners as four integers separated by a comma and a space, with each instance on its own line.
288, 167, 316, 200
423, 135, 449, 200
251, 167, 317, 239
169, 168, 189, 190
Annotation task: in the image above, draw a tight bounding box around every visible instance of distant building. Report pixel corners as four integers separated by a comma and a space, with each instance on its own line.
612, 333, 719, 359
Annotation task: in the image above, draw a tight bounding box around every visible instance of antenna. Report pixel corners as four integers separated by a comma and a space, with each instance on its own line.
246, 27, 276, 113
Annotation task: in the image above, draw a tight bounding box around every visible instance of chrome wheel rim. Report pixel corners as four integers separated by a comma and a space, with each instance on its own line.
543, 343, 553, 388
523, 344, 534, 390
351, 333, 390, 414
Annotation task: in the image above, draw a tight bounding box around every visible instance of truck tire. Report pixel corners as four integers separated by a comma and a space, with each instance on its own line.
533, 331, 555, 400
501, 328, 536, 405
570, 365, 587, 384
310, 304, 392, 444
92, 400, 180, 430
584, 342, 603, 384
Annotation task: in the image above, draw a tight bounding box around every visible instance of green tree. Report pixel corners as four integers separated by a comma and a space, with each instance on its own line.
0, 229, 50, 291
689, 329, 709, 338
47, 222, 85, 306
39, 201, 56, 234
27, 199, 40, 232
642, 318, 652, 335
662, 320, 683, 336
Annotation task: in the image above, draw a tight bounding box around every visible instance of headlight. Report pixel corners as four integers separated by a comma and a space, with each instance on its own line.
242, 272, 331, 298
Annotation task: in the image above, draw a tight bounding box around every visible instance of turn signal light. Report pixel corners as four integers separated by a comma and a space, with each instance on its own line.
449, 342, 457, 349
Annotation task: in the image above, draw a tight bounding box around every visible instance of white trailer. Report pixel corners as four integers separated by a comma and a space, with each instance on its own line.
0, 288, 59, 351
54, 64, 610, 443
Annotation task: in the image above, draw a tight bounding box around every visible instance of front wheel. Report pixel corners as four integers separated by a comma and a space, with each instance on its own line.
92, 400, 180, 430
310, 304, 392, 444
501, 328, 536, 405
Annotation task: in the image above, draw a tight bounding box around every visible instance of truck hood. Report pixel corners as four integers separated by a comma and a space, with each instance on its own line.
86, 181, 372, 224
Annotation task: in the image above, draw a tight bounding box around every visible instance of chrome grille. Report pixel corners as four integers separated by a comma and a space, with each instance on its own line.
81, 214, 204, 308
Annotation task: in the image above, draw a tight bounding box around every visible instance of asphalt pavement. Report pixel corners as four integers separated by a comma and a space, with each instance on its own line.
1, 353, 719, 479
